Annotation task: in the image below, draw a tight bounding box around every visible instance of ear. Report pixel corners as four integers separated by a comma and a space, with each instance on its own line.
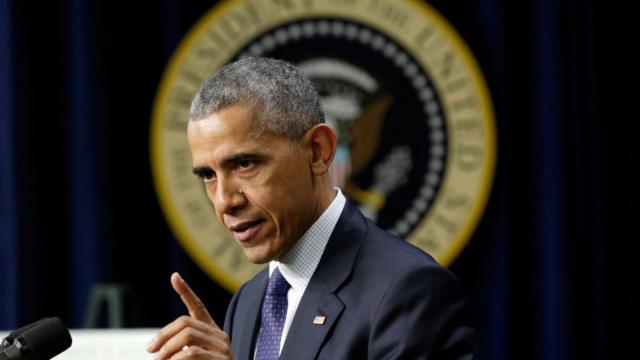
303, 124, 337, 176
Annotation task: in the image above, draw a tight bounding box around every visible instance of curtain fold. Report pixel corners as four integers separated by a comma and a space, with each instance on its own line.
67, 0, 105, 326
0, 0, 20, 330
534, 0, 571, 359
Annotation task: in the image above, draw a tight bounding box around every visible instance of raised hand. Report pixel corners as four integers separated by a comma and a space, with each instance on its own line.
146, 273, 235, 360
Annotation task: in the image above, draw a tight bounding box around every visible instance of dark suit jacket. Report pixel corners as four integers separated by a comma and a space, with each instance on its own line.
223, 200, 476, 359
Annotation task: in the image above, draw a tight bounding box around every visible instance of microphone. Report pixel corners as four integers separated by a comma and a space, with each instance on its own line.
0, 317, 72, 360
0, 318, 48, 350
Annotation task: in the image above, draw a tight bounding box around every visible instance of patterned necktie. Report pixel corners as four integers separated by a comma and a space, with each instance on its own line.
255, 267, 291, 360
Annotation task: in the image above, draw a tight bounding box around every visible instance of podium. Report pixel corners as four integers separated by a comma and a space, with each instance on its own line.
1, 328, 157, 359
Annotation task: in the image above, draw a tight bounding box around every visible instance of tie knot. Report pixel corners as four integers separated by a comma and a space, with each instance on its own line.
266, 267, 290, 296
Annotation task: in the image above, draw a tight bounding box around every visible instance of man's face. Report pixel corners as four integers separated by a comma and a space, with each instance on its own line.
187, 104, 320, 264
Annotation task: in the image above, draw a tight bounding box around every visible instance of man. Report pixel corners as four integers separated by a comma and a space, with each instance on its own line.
147, 57, 476, 359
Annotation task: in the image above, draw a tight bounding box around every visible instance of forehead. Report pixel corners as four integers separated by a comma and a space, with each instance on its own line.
188, 104, 256, 136
186, 104, 292, 163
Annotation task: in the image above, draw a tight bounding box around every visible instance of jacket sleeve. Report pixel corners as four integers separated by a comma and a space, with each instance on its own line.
368, 263, 476, 359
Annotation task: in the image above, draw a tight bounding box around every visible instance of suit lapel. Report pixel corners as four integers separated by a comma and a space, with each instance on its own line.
236, 271, 268, 360
279, 280, 344, 360
279, 200, 367, 360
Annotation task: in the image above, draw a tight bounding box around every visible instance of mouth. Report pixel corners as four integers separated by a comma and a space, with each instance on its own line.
228, 219, 266, 243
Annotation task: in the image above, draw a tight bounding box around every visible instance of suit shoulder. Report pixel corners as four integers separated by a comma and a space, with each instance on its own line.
350, 219, 466, 301
361, 219, 442, 270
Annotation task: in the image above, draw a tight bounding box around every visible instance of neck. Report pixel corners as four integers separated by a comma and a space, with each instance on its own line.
314, 177, 336, 218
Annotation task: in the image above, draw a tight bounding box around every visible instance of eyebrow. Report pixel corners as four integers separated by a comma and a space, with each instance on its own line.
191, 152, 266, 176
222, 152, 264, 165
192, 166, 213, 177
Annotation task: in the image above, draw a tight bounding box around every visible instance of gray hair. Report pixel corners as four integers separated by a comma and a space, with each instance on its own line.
189, 57, 324, 139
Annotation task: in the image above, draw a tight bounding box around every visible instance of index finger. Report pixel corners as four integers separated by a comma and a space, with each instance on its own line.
171, 272, 217, 326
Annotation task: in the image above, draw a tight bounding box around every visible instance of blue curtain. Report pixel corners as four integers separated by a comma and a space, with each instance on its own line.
0, 0, 20, 330
474, 0, 509, 359
66, 0, 105, 324
535, 1, 569, 358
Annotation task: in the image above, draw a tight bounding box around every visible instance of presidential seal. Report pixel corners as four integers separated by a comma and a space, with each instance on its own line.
151, 0, 496, 292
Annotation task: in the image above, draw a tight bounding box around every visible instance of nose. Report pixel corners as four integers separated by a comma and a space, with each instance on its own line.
212, 177, 246, 215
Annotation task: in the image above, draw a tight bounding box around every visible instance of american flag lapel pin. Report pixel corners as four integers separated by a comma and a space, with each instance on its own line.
313, 315, 326, 325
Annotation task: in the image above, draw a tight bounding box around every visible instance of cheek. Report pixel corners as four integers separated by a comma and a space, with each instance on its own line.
251, 189, 289, 232
251, 159, 312, 226
273, 185, 313, 234
204, 187, 224, 222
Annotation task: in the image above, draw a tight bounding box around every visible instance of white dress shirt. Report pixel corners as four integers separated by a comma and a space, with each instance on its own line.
255, 188, 346, 357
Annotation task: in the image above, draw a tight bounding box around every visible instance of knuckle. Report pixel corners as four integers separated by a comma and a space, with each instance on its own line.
184, 328, 198, 342
194, 299, 206, 309
184, 347, 201, 357
219, 342, 231, 354
220, 332, 231, 343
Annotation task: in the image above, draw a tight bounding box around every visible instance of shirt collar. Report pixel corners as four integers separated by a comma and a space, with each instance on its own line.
269, 188, 346, 291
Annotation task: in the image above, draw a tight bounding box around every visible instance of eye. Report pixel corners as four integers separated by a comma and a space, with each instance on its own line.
200, 169, 216, 183
237, 159, 255, 170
